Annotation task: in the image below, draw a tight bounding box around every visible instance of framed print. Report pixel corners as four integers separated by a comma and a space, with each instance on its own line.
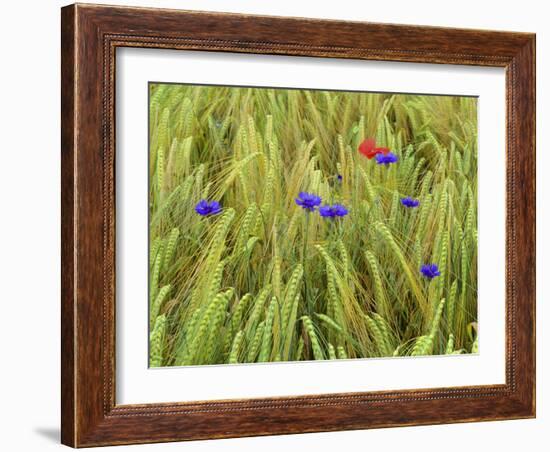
61, 3, 536, 447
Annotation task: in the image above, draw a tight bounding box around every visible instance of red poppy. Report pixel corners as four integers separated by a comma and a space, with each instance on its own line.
358, 138, 390, 159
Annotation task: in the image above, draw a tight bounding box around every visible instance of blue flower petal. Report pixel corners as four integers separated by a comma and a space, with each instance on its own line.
296, 192, 322, 211
375, 152, 399, 165
195, 199, 223, 216
401, 197, 420, 208
420, 263, 441, 279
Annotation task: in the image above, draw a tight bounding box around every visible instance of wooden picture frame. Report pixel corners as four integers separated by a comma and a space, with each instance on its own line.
61, 3, 536, 447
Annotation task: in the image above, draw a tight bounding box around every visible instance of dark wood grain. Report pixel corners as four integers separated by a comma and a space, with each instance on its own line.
60, 5, 76, 446
61, 3, 536, 447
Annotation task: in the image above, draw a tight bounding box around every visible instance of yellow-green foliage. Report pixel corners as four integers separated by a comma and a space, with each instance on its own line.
149, 314, 167, 367
149, 84, 478, 366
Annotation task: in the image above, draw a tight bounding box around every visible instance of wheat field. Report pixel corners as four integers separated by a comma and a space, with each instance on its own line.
148, 83, 478, 367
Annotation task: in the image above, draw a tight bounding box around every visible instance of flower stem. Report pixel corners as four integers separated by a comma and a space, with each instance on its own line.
302, 211, 311, 315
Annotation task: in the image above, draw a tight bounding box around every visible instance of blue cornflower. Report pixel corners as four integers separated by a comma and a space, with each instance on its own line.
195, 199, 222, 216
295, 192, 322, 211
420, 264, 441, 279
401, 197, 420, 208
375, 152, 399, 165
337, 174, 343, 182
319, 204, 349, 218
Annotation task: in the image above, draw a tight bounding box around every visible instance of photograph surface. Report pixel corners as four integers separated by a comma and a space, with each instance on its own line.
148, 83, 478, 367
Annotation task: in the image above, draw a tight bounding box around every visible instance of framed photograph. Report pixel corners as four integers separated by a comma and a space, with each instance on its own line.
61, 3, 536, 447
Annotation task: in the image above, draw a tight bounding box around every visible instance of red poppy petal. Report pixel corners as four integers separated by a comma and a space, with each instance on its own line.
360, 148, 374, 158
375, 147, 390, 155
366, 150, 378, 159
358, 138, 376, 155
